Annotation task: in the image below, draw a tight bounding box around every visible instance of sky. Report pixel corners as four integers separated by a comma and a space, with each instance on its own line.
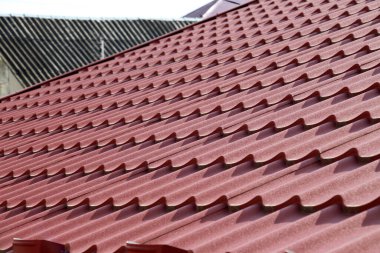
0, 0, 211, 19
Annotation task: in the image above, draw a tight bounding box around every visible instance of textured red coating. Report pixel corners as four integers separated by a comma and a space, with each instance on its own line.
1, 0, 380, 252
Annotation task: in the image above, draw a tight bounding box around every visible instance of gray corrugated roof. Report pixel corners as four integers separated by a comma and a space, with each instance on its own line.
0, 16, 195, 87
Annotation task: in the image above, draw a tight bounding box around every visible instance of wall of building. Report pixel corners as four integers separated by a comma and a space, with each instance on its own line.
0, 57, 24, 97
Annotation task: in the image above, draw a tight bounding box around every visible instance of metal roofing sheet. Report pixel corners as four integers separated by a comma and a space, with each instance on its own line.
1, 0, 380, 252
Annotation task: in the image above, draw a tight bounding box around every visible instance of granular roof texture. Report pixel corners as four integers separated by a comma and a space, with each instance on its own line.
1, 0, 380, 252
0, 16, 194, 87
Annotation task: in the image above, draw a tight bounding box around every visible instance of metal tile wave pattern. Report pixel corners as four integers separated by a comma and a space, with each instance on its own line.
1, 0, 380, 252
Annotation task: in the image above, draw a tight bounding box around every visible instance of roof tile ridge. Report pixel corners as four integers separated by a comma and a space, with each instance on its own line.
2, 73, 379, 160
1, 52, 379, 132
6, 196, 380, 253
4, 192, 380, 216
146, 111, 380, 170
2, 79, 378, 160
0, 154, 146, 181
2, 45, 370, 124
3, 150, 380, 218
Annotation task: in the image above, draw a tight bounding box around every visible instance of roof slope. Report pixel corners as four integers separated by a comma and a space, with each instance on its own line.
0, 16, 194, 87
1, 0, 380, 252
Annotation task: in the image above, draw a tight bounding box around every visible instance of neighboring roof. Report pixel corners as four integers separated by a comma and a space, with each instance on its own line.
184, 0, 250, 19
1, 0, 380, 252
183, 0, 218, 18
203, 0, 251, 18
0, 16, 194, 87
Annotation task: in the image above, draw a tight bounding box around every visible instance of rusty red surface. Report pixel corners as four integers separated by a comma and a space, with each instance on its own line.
1, 0, 380, 252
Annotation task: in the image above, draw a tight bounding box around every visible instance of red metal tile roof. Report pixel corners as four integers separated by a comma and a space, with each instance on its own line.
1, 0, 380, 252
